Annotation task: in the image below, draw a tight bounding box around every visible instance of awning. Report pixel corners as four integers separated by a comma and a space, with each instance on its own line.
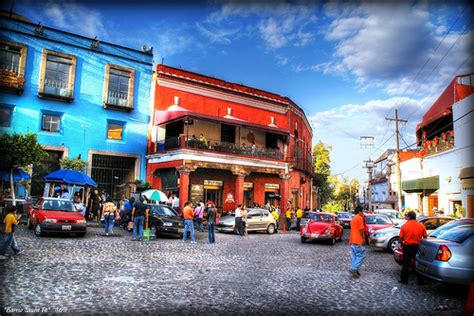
154, 109, 290, 135
402, 176, 439, 192
459, 166, 474, 179
416, 74, 474, 133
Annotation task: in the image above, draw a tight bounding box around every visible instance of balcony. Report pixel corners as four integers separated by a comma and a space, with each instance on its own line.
420, 130, 454, 156
0, 67, 24, 94
291, 150, 314, 175
39, 79, 74, 102
104, 90, 132, 112
154, 135, 284, 160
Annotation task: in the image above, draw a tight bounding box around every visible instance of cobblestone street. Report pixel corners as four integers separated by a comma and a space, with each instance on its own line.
0, 224, 468, 315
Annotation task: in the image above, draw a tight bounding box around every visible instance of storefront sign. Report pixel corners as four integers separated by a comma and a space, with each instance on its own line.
265, 183, 280, 190
243, 182, 253, 189
190, 184, 204, 204
204, 180, 223, 186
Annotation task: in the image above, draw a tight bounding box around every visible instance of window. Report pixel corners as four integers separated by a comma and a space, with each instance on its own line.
423, 218, 438, 230
107, 122, 124, 140
0, 41, 27, 92
41, 113, 61, 132
0, 107, 13, 127
103, 64, 135, 110
221, 124, 235, 143
38, 49, 76, 100
0, 43, 21, 73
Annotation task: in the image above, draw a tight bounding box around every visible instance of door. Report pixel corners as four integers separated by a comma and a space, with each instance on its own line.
246, 209, 263, 230
244, 189, 253, 207
428, 195, 438, 216
205, 189, 223, 209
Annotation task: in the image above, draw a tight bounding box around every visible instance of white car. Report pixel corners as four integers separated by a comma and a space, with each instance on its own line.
374, 209, 405, 224
369, 216, 454, 252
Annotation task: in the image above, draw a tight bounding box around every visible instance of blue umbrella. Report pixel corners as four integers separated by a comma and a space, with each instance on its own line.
0, 168, 31, 182
44, 169, 97, 187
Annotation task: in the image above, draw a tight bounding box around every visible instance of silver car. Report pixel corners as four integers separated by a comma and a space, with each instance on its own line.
415, 224, 474, 285
216, 208, 276, 234
369, 216, 454, 252
374, 209, 405, 224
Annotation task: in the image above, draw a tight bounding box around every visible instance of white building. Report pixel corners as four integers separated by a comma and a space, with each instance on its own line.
402, 74, 474, 217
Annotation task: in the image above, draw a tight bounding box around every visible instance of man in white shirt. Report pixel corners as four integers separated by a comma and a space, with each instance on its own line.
171, 196, 180, 212
234, 205, 243, 236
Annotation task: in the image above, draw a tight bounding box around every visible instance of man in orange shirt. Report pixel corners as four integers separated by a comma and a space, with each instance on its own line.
182, 201, 196, 243
349, 206, 367, 278
399, 211, 427, 284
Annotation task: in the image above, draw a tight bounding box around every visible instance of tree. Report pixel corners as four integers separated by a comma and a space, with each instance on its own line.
0, 132, 46, 205
328, 176, 361, 210
312, 141, 332, 207
60, 156, 88, 172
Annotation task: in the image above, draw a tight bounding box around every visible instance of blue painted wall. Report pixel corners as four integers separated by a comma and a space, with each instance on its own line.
0, 16, 153, 181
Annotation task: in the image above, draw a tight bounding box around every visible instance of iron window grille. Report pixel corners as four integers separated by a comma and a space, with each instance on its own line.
44, 54, 72, 97
107, 68, 130, 107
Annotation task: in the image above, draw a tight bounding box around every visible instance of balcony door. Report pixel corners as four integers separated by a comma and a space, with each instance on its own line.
221, 124, 235, 144
164, 120, 183, 149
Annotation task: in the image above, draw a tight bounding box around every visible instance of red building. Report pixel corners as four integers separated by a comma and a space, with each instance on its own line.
146, 65, 315, 213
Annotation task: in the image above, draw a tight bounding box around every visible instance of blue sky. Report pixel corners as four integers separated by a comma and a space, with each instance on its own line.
4, 0, 472, 183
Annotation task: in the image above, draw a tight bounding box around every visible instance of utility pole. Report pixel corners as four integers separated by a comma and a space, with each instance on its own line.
386, 109, 408, 212
361, 136, 374, 211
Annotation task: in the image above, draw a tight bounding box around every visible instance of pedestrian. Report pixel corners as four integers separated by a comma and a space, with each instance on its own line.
73, 195, 86, 217
206, 202, 217, 243
349, 206, 367, 278
123, 196, 135, 228
234, 204, 243, 236
399, 211, 427, 285
271, 207, 279, 232
194, 201, 205, 232
242, 207, 248, 236
285, 208, 292, 231
89, 189, 101, 222
131, 196, 149, 241
182, 201, 196, 243
296, 207, 303, 230
171, 195, 180, 213
0, 205, 23, 259
102, 197, 118, 236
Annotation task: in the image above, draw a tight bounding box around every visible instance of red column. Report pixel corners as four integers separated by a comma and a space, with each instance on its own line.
178, 170, 190, 213
280, 175, 290, 212
234, 175, 245, 206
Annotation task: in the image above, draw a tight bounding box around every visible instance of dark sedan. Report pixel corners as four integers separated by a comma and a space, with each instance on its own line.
146, 204, 184, 238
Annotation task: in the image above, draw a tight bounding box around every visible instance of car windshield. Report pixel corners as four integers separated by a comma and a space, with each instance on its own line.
365, 216, 378, 224
395, 220, 407, 228
310, 214, 334, 222
41, 200, 75, 212
430, 220, 470, 238
437, 225, 474, 243
338, 213, 350, 219
151, 206, 176, 217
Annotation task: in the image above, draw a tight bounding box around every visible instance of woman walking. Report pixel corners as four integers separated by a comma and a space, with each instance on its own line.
102, 197, 118, 236
206, 202, 217, 243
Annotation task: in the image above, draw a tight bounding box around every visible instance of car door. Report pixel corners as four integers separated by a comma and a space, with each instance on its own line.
246, 210, 262, 230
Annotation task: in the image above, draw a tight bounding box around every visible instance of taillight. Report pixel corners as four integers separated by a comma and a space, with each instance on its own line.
435, 245, 451, 261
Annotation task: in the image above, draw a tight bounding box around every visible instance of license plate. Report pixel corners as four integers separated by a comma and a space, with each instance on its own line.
62, 225, 72, 231
311, 233, 319, 238
417, 263, 427, 272
163, 222, 173, 227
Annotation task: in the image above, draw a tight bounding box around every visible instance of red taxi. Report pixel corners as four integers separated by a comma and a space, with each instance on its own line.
364, 214, 395, 235
300, 212, 343, 245
28, 198, 87, 237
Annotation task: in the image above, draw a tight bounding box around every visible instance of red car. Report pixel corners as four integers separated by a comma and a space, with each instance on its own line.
364, 214, 395, 235
28, 197, 87, 237
300, 212, 343, 245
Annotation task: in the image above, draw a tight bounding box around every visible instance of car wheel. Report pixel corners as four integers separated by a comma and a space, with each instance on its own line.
267, 224, 276, 234
329, 235, 336, 245
388, 238, 400, 253
34, 223, 43, 237
27, 217, 33, 229
301, 236, 307, 243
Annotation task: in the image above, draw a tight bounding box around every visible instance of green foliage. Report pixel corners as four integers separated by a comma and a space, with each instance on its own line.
328, 176, 360, 211
59, 157, 88, 172
0, 132, 46, 169
312, 141, 332, 205
135, 181, 152, 192
323, 201, 344, 213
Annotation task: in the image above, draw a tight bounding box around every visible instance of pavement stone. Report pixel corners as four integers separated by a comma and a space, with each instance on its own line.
0, 224, 468, 315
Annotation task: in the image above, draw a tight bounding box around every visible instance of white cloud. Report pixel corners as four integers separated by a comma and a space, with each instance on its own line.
310, 96, 432, 181
206, 2, 318, 49
195, 23, 241, 45
27, 0, 107, 38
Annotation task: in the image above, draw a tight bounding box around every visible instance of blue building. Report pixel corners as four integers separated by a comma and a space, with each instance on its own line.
0, 13, 153, 198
